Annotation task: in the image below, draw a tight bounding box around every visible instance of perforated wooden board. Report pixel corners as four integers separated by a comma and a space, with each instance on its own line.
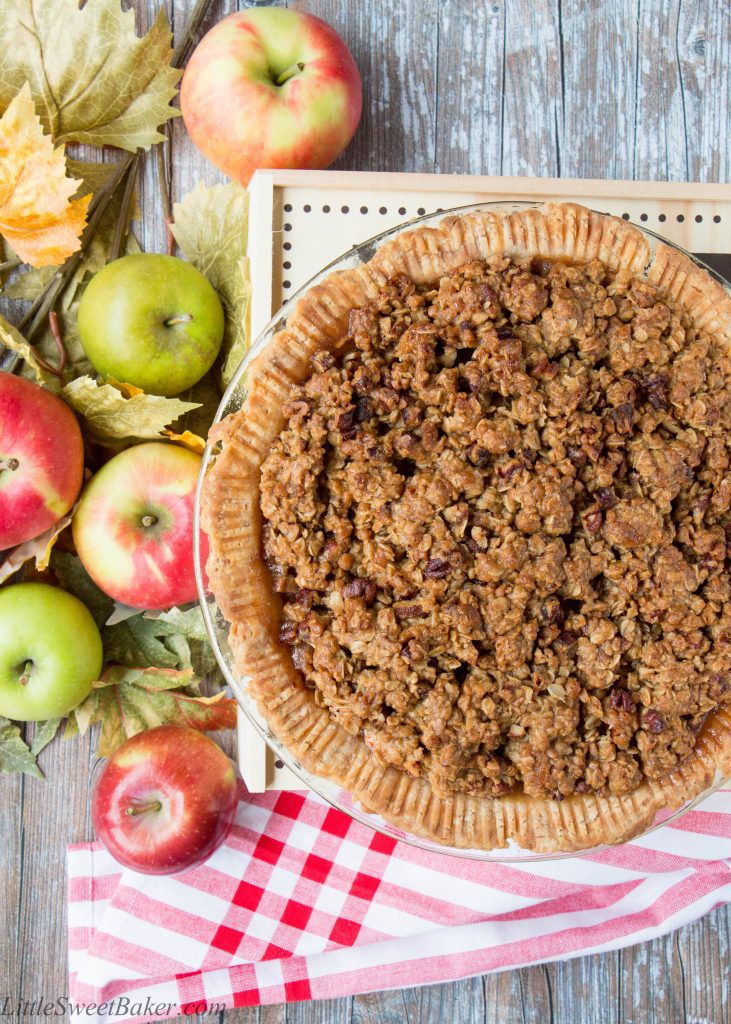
238, 169, 731, 792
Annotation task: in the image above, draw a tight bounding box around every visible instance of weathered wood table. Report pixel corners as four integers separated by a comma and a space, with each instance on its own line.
3, 1, 730, 1021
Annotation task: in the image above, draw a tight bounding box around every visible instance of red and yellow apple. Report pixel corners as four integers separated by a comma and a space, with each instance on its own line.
72, 441, 207, 610
92, 725, 238, 874
0, 373, 84, 550
181, 7, 362, 185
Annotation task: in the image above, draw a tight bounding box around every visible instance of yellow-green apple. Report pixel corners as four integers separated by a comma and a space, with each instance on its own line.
0, 582, 102, 721
92, 725, 238, 874
72, 442, 207, 610
77, 254, 224, 397
181, 7, 362, 185
0, 373, 84, 550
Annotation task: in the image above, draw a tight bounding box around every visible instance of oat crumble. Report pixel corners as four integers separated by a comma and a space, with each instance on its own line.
259, 255, 731, 801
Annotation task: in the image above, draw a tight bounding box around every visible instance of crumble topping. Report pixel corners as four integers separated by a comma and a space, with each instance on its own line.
259, 255, 731, 801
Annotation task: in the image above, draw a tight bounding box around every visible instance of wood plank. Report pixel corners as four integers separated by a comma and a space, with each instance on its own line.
435, 2, 505, 175
559, 0, 638, 179
500, 0, 562, 177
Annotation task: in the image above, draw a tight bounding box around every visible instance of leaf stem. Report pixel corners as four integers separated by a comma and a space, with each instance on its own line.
172, 0, 214, 68
0, 458, 19, 472
110, 157, 139, 261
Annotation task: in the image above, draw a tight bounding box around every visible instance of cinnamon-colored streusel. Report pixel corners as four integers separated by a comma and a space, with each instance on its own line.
259, 255, 731, 801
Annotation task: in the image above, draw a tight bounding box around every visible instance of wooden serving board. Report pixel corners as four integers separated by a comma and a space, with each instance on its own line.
238, 169, 731, 792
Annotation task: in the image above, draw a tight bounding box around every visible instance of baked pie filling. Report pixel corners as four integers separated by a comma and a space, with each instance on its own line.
259, 255, 731, 803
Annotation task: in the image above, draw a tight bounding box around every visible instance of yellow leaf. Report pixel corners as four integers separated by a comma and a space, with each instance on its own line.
0, 84, 90, 268
163, 429, 206, 455
0, 510, 73, 584
107, 378, 144, 398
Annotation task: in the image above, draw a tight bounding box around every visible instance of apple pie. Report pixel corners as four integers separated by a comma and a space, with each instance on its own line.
201, 203, 731, 852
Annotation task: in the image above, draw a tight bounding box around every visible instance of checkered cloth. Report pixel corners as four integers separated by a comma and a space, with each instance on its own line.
68, 781, 731, 1021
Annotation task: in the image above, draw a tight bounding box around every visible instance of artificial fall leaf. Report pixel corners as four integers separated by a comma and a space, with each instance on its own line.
0, 2, 180, 152
74, 666, 237, 758
0, 510, 74, 585
60, 375, 200, 444
171, 183, 251, 386
4, 159, 140, 310
0, 312, 51, 385
0, 84, 90, 267
30, 717, 62, 756
163, 429, 206, 455
0, 718, 42, 777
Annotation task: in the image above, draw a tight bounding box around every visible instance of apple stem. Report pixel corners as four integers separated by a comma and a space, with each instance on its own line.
275, 61, 305, 86
125, 800, 163, 816
141, 514, 158, 528
165, 313, 193, 327
18, 661, 33, 686
0, 457, 19, 472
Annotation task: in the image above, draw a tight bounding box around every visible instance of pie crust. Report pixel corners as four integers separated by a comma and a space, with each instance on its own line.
201, 203, 731, 853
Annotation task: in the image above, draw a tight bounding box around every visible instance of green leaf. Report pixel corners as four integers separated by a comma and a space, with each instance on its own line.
103, 614, 182, 670
50, 551, 113, 629
0, 719, 42, 777
171, 183, 251, 386
144, 604, 222, 680
0, 3, 181, 152
30, 717, 62, 756
61, 376, 200, 443
0, 313, 52, 385
73, 666, 237, 758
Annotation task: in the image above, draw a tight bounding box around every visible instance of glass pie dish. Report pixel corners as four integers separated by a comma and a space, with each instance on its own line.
194, 201, 731, 861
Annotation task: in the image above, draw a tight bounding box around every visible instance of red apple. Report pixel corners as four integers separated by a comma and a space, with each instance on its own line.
92, 725, 238, 875
72, 441, 207, 610
181, 7, 362, 186
0, 373, 84, 550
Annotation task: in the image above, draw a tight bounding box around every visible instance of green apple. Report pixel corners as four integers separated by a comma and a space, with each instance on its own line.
0, 583, 103, 721
77, 254, 225, 397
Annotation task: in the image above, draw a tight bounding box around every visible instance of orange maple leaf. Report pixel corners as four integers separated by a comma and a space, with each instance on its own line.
0, 83, 90, 268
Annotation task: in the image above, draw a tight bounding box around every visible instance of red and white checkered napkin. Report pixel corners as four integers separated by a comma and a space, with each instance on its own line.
68, 781, 731, 1021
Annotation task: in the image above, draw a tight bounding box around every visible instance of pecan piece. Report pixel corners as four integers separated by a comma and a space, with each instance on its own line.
594, 487, 619, 510
566, 444, 588, 468
279, 621, 297, 644
583, 508, 604, 533
393, 603, 426, 620
645, 372, 669, 411
609, 688, 634, 712
643, 709, 665, 733
424, 558, 451, 579
610, 402, 634, 434
336, 408, 355, 433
